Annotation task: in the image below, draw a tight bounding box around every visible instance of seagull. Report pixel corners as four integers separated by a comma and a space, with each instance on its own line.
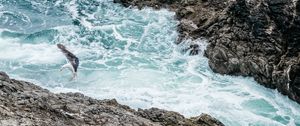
57, 44, 79, 80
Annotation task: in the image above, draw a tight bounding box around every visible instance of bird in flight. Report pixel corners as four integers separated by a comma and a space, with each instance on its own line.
57, 44, 79, 81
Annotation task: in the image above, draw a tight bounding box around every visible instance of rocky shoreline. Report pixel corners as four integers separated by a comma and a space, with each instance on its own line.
114, 0, 300, 104
0, 72, 224, 126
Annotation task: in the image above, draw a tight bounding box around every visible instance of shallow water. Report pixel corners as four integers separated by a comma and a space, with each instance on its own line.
0, 0, 300, 125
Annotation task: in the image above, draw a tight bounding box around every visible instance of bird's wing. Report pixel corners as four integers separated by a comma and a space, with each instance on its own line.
57, 44, 79, 72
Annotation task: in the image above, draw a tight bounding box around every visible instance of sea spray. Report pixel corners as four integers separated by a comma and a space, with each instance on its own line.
0, 0, 300, 125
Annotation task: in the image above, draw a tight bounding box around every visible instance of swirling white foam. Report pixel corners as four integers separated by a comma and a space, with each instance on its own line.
0, 0, 300, 126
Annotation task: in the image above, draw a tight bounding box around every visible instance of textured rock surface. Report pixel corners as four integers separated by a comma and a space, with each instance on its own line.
114, 0, 300, 104
0, 72, 224, 126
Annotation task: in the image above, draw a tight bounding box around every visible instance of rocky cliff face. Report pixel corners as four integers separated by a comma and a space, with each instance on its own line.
205, 0, 300, 104
114, 0, 300, 104
0, 72, 223, 126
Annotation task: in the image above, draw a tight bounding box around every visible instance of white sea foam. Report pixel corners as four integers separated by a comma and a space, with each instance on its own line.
1, 1, 300, 126
0, 38, 63, 64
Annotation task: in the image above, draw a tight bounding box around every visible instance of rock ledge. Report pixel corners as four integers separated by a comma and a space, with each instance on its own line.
0, 72, 223, 126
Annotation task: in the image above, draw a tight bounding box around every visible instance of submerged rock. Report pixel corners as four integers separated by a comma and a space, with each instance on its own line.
114, 0, 300, 104
0, 72, 224, 126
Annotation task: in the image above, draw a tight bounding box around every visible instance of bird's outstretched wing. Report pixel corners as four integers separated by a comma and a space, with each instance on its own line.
57, 44, 79, 72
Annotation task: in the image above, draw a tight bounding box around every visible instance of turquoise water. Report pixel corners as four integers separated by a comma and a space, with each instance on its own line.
0, 0, 300, 125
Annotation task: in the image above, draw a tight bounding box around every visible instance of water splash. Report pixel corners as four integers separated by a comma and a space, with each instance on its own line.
0, 0, 299, 126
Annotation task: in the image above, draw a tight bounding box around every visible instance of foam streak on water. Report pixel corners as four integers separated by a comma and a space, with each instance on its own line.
0, 0, 300, 126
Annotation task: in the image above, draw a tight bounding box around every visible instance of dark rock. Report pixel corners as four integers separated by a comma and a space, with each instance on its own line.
0, 71, 9, 80
191, 114, 224, 126
136, 108, 186, 125
136, 108, 224, 126
0, 73, 224, 126
189, 44, 199, 55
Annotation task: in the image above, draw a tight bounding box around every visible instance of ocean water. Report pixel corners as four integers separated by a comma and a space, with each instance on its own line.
0, 0, 300, 125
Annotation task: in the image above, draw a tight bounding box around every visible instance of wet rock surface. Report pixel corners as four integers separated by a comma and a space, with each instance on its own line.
0, 72, 223, 126
114, 0, 300, 104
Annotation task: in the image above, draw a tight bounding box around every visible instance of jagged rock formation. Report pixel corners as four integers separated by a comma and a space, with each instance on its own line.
114, 0, 300, 104
0, 72, 224, 126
